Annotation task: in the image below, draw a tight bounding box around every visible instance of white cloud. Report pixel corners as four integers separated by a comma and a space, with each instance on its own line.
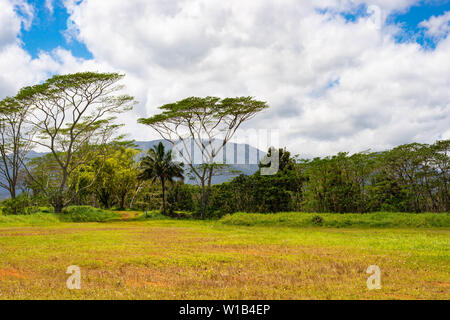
0, 0, 35, 47
45, 0, 53, 14
420, 11, 450, 39
11, 0, 34, 30
0, 0, 449, 158
0, 0, 20, 46
0, 0, 87, 97
63, 0, 449, 156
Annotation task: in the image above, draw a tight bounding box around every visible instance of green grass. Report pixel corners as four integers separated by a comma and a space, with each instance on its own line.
0, 212, 62, 226
59, 206, 121, 222
220, 212, 450, 229
0, 206, 121, 225
0, 211, 448, 299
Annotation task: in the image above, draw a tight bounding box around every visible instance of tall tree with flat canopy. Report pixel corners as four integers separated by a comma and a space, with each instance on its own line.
138, 96, 268, 219
0, 97, 34, 200
16, 72, 135, 212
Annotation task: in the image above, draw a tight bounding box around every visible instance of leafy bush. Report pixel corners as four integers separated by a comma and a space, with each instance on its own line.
59, 206, 120, 222
39, 206, 54, 213
0, 213, 61, 225
133, 210, 167, 220
312, 215, 324, 225
1, 195, 38, 215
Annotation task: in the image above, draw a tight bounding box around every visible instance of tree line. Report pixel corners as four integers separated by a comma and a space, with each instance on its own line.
207, 141, 449, 215
0, 72, 267, 216
1, 72, 448, 216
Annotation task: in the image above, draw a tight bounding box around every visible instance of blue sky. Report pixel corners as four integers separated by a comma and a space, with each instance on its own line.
320, 0, 450, 48
16, 0, 450, 59
18, 0, 92, 59
387, 0, 450, 48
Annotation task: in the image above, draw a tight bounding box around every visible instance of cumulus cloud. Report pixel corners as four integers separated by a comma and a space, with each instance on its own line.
0, 0, 41, 97
0, 1, 20, 47
0, 0, 449, 157
420, 11, 450, 39
0, 0, 94, 97
62, 0, 450, 156
12, 0, 34, 30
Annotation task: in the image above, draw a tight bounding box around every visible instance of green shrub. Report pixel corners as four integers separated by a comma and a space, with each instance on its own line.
1, 195, 38, 215
312, 215, 324, 225
59, 206, 120, 222
134, 210, 167, 220
39, 206, 54, 213
0, 213, 61, 225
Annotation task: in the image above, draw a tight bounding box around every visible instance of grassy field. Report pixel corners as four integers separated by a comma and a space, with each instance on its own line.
0, 211, 448, 299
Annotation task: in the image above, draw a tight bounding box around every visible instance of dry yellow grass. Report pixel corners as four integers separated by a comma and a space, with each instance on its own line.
0, 219, 448, 299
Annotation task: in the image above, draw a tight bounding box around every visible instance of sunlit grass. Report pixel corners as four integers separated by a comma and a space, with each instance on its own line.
0, 214, 448, 299
220, 212, 450, 228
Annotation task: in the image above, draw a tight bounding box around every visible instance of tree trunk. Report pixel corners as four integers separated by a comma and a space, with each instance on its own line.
202, 166, 215, 219
10, 187, 16, 200
53, 195, 64, 213
54, 169, 69, 213
129, 182, 143, 209
199, 167, 215, 220
200, 180, 207, 219
119, 193, 126, 210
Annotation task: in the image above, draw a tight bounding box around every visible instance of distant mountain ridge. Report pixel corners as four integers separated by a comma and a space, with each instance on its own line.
0, 139, 265, 199
133, 139, 264, 184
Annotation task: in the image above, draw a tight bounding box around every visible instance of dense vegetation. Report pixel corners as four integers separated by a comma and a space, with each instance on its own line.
208, 141, 449, 216
4, 138, 446, 218
0, 72, 448, 218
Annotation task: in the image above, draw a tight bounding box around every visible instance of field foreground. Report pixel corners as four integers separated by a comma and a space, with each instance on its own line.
0, 218, 449, 299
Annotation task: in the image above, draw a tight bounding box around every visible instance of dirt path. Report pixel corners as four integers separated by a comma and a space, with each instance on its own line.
115, 211, 142, 221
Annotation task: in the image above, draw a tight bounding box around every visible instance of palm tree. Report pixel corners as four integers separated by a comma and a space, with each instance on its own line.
138, 142, 184, 215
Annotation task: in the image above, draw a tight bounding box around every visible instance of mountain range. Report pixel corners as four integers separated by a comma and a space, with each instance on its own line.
0, 140, 264, 200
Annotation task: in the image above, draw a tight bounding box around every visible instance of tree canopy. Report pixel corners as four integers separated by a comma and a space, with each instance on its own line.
138, 96, 268, 218
13, 72, 136, 212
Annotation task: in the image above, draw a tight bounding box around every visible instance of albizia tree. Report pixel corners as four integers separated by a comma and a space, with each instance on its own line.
16, 72, 135, 212
0, 97, 34, 200
138, 96, 268, 219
